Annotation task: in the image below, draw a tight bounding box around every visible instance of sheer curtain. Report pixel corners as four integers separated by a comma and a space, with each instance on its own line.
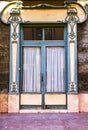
23, 47, 41, 92
46, 47, 65, 92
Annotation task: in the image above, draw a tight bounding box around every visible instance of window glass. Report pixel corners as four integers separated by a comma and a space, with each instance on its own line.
34, 28, 42, 40
45, 27, 64, 40
23, 28, 32, 40
23, 27, 64, 40
23, 28, 42, 40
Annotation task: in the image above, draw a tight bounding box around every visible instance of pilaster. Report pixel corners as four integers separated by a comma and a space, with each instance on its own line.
65, 7, 79, 93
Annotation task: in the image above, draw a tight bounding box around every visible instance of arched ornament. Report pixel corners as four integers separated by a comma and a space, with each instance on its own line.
0, 1, 87, 24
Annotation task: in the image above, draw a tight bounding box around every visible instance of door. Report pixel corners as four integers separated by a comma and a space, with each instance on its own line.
20, 27, 67, 109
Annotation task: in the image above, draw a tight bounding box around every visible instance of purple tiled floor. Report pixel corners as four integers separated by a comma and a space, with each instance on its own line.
0, 113, 88, 130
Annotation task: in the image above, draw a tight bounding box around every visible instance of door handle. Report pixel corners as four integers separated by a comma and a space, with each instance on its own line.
41, 73, 44, 82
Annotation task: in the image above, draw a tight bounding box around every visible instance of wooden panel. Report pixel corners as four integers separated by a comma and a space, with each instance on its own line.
20, 94, 42, 105
45, 94, 66, 105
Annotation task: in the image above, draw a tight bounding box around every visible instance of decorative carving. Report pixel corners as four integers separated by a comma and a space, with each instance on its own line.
16, 1, 23, 9
65, 8, 79, 40
10, 82, 18, 93
66, 8, 79, 93
8, 5, 22, 94
69, 81, 77, 92
8, 8, 22, 40
23, 3, 66, 9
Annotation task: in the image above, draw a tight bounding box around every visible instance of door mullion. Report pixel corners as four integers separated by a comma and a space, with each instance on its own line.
41, 45, 46, 109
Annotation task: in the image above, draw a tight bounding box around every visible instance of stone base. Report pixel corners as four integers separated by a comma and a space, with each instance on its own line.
0, 94, 8, 113
0, 93, 88, 113
67, 94, 79, 112
8, 94, 19, 113
79, 93, 88, 112
20, 109, 68, 113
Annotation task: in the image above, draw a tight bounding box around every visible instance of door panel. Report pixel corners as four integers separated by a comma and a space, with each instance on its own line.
20, 94, 42, 105
45, 94, 66, 105
46, 47, 65, 92
22, 47, 41, 92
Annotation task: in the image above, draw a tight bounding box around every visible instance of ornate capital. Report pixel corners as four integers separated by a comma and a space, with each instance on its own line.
65, 7, 79, 41
8, 8, 22, 40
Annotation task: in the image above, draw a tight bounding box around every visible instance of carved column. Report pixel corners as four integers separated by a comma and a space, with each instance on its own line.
66, 8, 79, 93
8, 8, 22, 93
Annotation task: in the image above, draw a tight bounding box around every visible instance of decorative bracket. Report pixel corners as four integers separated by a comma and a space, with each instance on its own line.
8, 8, 22, 40
8, 6, 22, 94
65, 7, 79, 41
65, 7, 79, 93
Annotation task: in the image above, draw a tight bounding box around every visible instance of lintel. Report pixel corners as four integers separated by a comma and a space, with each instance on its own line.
0, 1, 87, 24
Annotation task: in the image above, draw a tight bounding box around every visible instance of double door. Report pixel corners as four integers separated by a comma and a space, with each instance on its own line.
20, 27, 66, 109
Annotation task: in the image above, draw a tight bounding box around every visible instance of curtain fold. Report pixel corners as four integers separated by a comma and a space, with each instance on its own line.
46, 47, 65, 92
22, 46, 65, 93
23, 47, 41, 92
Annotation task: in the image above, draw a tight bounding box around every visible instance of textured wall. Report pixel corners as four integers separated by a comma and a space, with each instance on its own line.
1, 0, 77, 5
0, 22, 10, 94
78, 5, 88, 92
5, 0, 65, 6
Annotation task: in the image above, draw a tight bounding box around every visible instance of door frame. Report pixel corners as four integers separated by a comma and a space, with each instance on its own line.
20, 24, 67, 109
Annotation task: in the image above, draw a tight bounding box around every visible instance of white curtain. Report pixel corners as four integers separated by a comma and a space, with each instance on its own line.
46, 47, 65, 92
23, 47, 41, 92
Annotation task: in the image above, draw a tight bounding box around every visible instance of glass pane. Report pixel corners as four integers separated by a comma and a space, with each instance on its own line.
46, 47, 65, 92
23, 27, 64, 40
22, 47, 41, 92
23, 28, 42, 40
23, 28, 32, 40
34, 28, 42, 40
45, 27, 64, 40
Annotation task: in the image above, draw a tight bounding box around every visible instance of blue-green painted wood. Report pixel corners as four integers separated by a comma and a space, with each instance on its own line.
9, 24, 13, 93
74, 23, 78, 93
16, 24, 20, 94
67, 24, 70, 93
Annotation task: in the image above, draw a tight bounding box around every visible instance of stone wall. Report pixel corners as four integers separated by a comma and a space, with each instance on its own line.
78, 5, 88, 92
2, 0, 76, 6
0, 22, 9, 112
0, 22, 10, 94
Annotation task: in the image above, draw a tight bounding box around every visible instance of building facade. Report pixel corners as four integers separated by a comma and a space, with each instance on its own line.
0, 0, 88, 113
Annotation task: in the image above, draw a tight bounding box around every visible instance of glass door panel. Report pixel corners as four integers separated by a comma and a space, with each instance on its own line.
22, 47, 41, 93
46, 47, 65, 92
